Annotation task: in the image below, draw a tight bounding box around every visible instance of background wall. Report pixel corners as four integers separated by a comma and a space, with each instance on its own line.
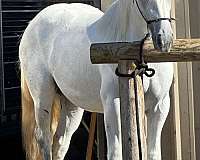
101, 0, 112, 11
159, 0, 200, 159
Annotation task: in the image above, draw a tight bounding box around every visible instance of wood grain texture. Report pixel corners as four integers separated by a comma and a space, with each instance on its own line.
86, 113, 97, 160
135, 75, 147, 160
90, 39, 200, 64
188, 1, 200, 160
97, 114, 107, 160
119, 60, 139, 160
118, 60, 147, 160
161, 1, 182, 160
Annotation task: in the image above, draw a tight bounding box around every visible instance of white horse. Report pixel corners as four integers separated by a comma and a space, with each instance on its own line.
19, 0, 174, 159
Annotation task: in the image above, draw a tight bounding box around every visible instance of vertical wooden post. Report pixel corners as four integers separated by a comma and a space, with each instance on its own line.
101, 0, 112, 12
97, 114, 107, 160
188, 0, 200, 159
0, 0, 5, 122
86, 113, 97, 160
175, 0, 196, 159
162, 0, 182, 160
136, 73, 147, 160
119, 60, 146, 160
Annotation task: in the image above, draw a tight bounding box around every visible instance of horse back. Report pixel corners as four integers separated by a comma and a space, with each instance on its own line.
19, 3, 105, 112
19, 3, 103, 62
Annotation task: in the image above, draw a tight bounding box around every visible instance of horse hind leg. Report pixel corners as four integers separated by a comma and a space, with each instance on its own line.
21, 68, 56, 160
21, 70, 41, 160
52, 94, 84, 160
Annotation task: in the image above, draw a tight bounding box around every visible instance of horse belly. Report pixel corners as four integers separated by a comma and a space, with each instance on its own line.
53, 54, 103, 113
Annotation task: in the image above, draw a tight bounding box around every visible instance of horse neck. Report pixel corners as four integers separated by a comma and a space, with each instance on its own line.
88, 0, 147, 42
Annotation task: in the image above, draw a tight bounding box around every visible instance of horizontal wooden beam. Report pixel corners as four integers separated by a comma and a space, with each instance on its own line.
90, 39, 200, 64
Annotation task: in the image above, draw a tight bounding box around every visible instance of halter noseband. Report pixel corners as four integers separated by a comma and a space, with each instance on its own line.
146, 17, 176, 24
134, 0, 175, 25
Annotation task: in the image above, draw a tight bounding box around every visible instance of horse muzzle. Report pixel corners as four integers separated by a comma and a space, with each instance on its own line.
149, 20, 173, 52
152, 32, 173, 52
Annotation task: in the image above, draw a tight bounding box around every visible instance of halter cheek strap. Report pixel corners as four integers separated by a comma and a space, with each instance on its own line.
134, 0, 176, 24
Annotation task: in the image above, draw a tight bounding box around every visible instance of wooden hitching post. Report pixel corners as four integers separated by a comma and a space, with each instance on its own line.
86, 112, 97, 160
90, 38, 200, 160
118, 60, 146, 160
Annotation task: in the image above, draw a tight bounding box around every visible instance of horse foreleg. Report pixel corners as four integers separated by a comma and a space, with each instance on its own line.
102, 97, 122, 160
146, 93, 170, 160
52, 95, 84, 160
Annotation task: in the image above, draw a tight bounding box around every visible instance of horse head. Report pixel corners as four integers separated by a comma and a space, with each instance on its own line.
135, 0, 173, 52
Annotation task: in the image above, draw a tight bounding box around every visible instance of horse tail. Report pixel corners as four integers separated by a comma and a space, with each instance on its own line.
21, 69, 42, 160
51, 93, 61, 136
21, 68, 61, 159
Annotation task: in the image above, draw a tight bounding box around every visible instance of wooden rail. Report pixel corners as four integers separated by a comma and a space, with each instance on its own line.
90, 39, 200, 64
90, 38, 200, 160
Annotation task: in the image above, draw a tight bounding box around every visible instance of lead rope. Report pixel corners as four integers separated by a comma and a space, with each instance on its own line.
133, 33, 153, 160
115, 33, 155, 160
115, 33, 155, 78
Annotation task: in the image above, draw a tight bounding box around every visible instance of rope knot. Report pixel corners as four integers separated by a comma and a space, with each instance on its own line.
115, 33, 155, 78
136, 63, 155, 77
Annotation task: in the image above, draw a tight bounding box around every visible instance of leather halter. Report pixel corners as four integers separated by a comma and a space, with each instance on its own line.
134, 0, 175, 24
